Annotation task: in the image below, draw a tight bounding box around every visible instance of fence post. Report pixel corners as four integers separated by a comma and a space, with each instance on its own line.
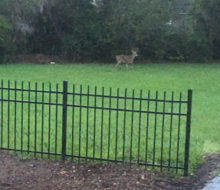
184, 89, 192, 176
62, 81, 68, 161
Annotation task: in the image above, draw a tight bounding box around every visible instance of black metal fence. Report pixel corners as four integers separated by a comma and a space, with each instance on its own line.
0, 80, 192, 175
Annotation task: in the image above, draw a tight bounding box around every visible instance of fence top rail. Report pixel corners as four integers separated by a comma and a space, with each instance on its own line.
0, 98, 187, 116
0, 80, 189, 104
0, 88, 188, 104
66, 104, 187, 116
0, 98, 63, 106
67, 92, 188, 104
0, 87, 63, 94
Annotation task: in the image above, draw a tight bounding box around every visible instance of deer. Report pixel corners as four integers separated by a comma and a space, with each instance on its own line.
116, 48, 138, 68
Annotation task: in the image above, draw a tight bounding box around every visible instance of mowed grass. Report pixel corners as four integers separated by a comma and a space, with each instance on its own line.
0, 63, 220, 174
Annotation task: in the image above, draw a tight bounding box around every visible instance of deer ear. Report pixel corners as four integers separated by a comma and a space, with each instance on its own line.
132, 47, 139, 52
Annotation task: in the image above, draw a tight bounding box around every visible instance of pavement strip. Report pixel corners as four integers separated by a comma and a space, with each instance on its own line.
202, 175, 220, 190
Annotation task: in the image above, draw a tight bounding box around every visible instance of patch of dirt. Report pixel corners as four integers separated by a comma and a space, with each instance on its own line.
15, 54, 55, 64
0, 152, 219, 190
190, 154, 220, 188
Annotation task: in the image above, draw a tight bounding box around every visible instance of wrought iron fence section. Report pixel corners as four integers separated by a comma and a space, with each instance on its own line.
0, 80, 192, 175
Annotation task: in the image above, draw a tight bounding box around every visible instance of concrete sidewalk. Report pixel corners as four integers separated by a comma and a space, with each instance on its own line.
203, 175, 220, 190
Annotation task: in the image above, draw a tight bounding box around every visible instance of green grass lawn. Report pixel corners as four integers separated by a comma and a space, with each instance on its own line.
0, 63, 220, 174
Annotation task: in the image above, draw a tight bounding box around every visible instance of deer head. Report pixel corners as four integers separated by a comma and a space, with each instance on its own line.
131, 48, 138, 57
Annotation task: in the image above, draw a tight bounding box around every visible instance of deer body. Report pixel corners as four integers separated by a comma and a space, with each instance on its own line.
116, 49, 138, 67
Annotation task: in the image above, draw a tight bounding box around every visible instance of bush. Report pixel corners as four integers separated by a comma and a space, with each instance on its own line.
0, 15, 13, 63
0, 0, 218, 63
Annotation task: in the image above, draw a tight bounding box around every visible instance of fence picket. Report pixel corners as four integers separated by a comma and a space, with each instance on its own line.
62, 81, 68, 161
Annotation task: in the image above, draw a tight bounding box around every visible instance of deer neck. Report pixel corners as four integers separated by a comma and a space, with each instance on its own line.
132, 52, 136, 59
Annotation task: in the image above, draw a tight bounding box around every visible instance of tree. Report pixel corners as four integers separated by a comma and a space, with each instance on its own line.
190, 0, 220, 60
0, 0, 218, 62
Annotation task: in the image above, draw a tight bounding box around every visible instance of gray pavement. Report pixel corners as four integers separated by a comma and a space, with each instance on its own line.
203, 175, 220, 190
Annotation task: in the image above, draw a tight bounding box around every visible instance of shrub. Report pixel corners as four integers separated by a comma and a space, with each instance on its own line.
0, 15, 13, 63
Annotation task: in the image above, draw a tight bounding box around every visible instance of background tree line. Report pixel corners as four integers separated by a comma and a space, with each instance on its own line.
0, 0, 219, 63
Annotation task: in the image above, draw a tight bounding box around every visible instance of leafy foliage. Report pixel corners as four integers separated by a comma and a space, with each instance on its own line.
0, 15, 13, 63
190, 0, 220, 60
0, 0, 219, 62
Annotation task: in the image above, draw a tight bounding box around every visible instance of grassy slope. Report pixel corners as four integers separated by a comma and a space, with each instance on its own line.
0, 63, 220, 172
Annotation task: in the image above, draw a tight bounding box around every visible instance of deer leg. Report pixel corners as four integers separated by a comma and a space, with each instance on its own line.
116, 61, 121, 67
